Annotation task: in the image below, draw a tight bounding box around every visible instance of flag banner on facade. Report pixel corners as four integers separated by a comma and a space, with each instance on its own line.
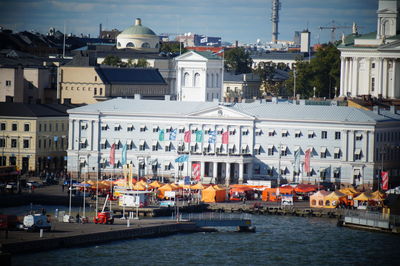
381, 171, 389, 190
159, 129, 165, 141
222, 131, 229, 144
304, 148, 311, 174
192, 163, 201, 181
294, 149, 300, 172
175, 155, 189, 163
184, 131, 191, 143
169, 128, 177, 140
208, 131, 216, 143
196, 130, 203, 143
109, 143, 115, 166
121, 144, 127, 165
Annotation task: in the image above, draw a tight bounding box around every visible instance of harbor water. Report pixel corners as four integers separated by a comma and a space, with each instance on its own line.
11, 212, 400, 266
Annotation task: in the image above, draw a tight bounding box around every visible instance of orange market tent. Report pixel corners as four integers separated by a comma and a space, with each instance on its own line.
149, 180, 163, 188
295, 184, 318, 193
279, 186, 296, 194
86, 180, 96, 185
323, 191, 347, 208
213, 185, 227, 190
339, 188, 358, 196
202, 185, 226, 203
157, 183, 178, 198
354, 192, 374, 201
191, 183, 206, 190
133, 182, 147, 191
230, 186, 253, 201
169, 183, 180, 190
309, 190, 331, 208
371, 190, 385, 200
114, 179, 128, 187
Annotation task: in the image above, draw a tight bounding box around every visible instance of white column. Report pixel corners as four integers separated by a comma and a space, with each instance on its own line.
68, 119, 74, 150
348, 59, 354, 95
353, 58, 359, 96
349, 131, 355, 162
239, 163, 244, 184
225, 162, 230, 186
200, 161, 205, 181
378, 57, 384, 96
74, 120, 80, 151
340, 57, 345, 96
392, 59, 398, 98
341, 130, 348, 162
213, 162, 218, 182
344, 59, 349, 95
382, 58, 388, 98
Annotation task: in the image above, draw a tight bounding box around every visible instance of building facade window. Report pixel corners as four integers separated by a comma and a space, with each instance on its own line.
0, 138, 5, 148
194, 73, 200, 87
335, 131, 341, 140
6, 80, 11, 86
23, 139, 29, 148
11, 138, 17, 148
321, 131, 327, 139
0, 123, 5, 131
371, 77, 375, 92
12, 123, 17, 131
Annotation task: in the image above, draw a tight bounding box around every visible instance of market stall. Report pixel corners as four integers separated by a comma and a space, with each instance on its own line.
202, 185, 226, 203
309, 190, 331, 208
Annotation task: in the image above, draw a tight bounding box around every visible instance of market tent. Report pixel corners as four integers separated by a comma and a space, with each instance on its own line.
323, 191, 347, 208
339, 188, 358, 197
157, 183, 178, 198
114, 179, 127, 187
309, 190, 331, 208
202, 185, 226, 203
295, 184, 318, 193
169, 183, 180, 190
86, 180, 96, 185
354, 192, 374, 201
133, 182, 147, 191
278, 186, 295, 194
191, 183, 206, 190
213, 185, 227, 190
149, 180, 163, 188
370, 191, 385, 201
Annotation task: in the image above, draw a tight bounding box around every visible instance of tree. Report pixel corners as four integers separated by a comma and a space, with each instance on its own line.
160, 42, 187, 54
224, 47, 252, 74
134, 58, 149, 68
284, 43, 340, 99
102, 55, 122, 67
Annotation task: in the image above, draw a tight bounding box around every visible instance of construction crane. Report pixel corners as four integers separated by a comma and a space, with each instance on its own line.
319, 21, 360, 43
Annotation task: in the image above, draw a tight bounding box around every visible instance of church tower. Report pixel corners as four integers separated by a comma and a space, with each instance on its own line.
377, 0, 400, 39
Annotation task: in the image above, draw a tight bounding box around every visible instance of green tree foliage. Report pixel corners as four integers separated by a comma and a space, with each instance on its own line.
102, 55, 122, 67
224, 47, 253, 74
160, 42, 187, 54
285, 43, 340, 98
134, 58, 149, 68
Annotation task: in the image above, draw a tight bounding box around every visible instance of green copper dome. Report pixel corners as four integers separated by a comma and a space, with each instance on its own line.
119, 18, 156, 36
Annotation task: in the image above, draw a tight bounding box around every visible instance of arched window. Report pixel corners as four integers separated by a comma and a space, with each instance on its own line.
126, 42, 134, 48
100, 88, 103, 95
183, 72, 190, 87
318, 200, 323, 206
311, 200, 316, 206
117, 42, 121, 47
94, 88, 97, 95
211, 74, 214, 88
215, 73, 219, 87
194, 73, 200, 87
141, 42, 150, 48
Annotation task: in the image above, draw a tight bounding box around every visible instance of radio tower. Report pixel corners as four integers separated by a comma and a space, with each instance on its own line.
271, 0, 281, 44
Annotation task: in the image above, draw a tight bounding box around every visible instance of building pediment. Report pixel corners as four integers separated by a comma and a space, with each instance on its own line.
187, 105, 254, 119
174, 51, 208, 62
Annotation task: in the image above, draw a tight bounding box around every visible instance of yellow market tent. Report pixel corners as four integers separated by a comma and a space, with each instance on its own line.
202, 185, 226, 203
339, 188, 358, 197
191, 183, 206, 190
157, 183, 178, 198
149, 180, 163, 188
323, 191, 347, 208
309, 190, 331, 208
354, 192, 374, 201
133, 182, 147, 191
213, 185, 227, 190
371, 191, 385, 201
169, 183, 179, 190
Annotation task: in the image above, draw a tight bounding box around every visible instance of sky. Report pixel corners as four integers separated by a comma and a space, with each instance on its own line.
0, 0, 378, 45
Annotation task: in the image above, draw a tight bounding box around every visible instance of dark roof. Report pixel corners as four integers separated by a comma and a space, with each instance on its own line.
250, 52, 305, 60
66, 51, 97, 66
95, 67, 166, 85
224, 72, 260, 82
0, 103, 72, 117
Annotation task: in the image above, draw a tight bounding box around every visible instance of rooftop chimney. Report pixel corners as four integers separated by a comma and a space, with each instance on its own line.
135, 18, 142, 26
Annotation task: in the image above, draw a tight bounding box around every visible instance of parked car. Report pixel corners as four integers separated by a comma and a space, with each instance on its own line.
26, 181, 42, 188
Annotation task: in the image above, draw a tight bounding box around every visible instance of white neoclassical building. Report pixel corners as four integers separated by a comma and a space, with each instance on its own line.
67, 97, 400, 188
174, 51, 223, 102
339, 0, 400, 99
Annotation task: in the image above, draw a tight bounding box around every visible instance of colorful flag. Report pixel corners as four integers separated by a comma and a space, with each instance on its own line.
109, 143, 115, 166
121, 144, 127, 165
304, 148, 311, 174
175, 155, 189, 163
184, 130, 191, 143
381, 171, 389, 190
159, 129, 165, 141
208, 131, 216, 144
222, 131, 229, 144
196, 130, 203, 143
294, 149, 300, 172
192, 163, 201, 181
169, 128, 177, 140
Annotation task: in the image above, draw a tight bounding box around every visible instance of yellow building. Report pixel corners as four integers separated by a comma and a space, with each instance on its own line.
59, 64, 168, 104
0, 103, 69, 174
